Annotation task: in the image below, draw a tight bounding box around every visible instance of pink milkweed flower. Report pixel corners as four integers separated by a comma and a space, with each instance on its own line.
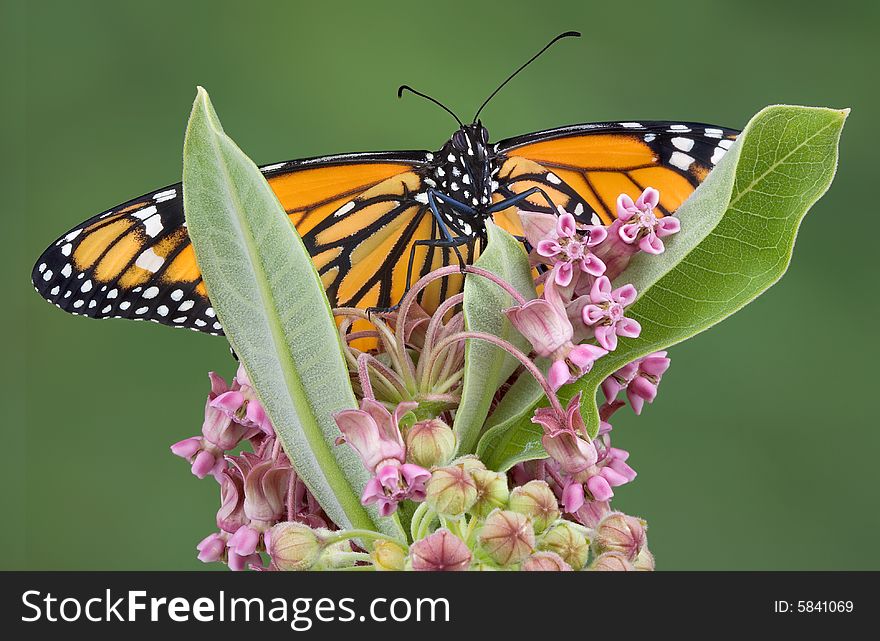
210, 365, 274, 436
602, 351, 671, 414
222, 452, 292, 557
196, 532, 227, 563
170, 370, 268, 481
531, 393, 598, 475
361, 463, 432, 516
333, 399, 430, 516
582, 276, 641, 352
505, 278, 607, 391
616, 187, 680, 255
520, 209, 607, 286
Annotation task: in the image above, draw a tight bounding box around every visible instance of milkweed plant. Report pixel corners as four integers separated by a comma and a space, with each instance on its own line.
171, 88, 845, 571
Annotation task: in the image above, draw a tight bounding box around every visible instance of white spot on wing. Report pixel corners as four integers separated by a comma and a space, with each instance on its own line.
143, 286, 160, 299
132, 205, 158, 220
135, 248, 165, 273
620, 122, 643, 128
672, 137, 695, 152
669, 151, 694, 171
546, 172, 562, 185
334, 201, 356, 218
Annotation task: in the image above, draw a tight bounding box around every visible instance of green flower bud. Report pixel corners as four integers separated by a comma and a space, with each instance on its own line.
539, 521, 590, 570
521, 551, 573, 571
508, 480, 560, 533
267, 522, 325, 571
469, 469, 510, 518
371, 539, 408, 571
425, 464, 478, 516
593, 512, 647, 561
478, 509, 535, 566
405, 418, 457, 468
633, 546, 655, 571
451, 455, 486, 473
590, 551, 635, 571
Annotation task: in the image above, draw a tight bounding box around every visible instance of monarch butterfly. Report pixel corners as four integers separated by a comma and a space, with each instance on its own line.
31, 32, 737, 337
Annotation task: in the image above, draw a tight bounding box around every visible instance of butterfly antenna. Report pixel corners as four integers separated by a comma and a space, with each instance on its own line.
398, 84, 464, 127
472, 30, 581, 122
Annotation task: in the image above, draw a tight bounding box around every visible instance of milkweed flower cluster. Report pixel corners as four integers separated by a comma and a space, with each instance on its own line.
171, 187, 676, 571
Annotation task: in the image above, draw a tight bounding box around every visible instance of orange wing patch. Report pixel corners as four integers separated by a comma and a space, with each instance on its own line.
34, 158, 424, 335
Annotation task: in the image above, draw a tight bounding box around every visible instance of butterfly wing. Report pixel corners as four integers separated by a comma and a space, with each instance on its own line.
491, 121, 738, 226
31, 151, 441, 335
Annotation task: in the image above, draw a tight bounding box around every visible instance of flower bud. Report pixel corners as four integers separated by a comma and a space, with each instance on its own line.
478, 509, 535, 566
593, 512, 646, 561
425, 465, 478, 517
539, 521, 590, 570
469, 469, 510, 518
590, 551, 635, 571
451, 455, 486, 473
410, 529, 471, 571
521, 551, 573, 571
633, 546, 655, 571
508, 480, 560, 533
267, 522, 324, 571
371, 539, 408, 571
405, 418, 456, 468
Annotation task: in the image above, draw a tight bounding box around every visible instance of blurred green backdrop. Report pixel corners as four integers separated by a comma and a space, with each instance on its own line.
2, 0, 876, 570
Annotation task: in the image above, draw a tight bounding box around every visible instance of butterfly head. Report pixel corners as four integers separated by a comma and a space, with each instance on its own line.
438, 122, 493, 209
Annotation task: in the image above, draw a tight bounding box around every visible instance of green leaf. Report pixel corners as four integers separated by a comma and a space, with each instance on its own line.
182, 87, 384, 533
453, 223, 535, 454
480, 105, 848, 471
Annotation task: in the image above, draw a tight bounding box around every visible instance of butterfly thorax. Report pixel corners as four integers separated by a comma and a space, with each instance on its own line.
423, 122, 498, 235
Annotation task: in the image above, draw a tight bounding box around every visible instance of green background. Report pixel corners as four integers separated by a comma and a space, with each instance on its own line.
2, 0, 876, 570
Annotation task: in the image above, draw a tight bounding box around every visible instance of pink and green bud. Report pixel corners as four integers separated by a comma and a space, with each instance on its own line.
469, 469, 510, 519
593, 512, 647, 561
479, 509, 536, 566
590, 551, 635, 571
539, 521, 591, 570
405, 418, 456, 468
508, 480, 560, 534
521, 551, 573, 571
267, 522, 325, 571
425, 464, 478, 517
633, 546, 656, 571
409, 529, 471, 571
451, 455, 486, 474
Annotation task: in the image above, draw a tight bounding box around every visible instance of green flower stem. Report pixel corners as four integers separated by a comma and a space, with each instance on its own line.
325, 528, 408, 550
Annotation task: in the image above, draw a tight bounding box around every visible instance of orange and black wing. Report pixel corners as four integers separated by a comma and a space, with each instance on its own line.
31, 151, 460, 335
490, 121, 738, 232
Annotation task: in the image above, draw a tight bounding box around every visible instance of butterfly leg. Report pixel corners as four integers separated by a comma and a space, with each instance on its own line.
366, 193, 474, 316
425, 189, 479, 271
487, 186, 560, 217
